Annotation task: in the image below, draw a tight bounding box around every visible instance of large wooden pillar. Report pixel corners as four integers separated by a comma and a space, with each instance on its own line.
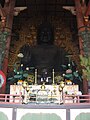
75, 0, 85, 55
2, 0, 16, 75
75, 0, 90, 94
0, 0, 16, 93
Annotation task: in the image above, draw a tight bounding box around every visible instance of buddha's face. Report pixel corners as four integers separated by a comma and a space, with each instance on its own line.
37, 24, 54, 45
40, 27, 51, 43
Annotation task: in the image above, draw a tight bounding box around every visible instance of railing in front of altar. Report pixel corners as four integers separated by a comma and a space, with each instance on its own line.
0, 94, 90, 120
0, 93, 90, 104
0, 94, 23, 104
63, 94, 90, 104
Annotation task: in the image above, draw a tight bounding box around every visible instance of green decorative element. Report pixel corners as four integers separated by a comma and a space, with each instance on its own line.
79, 26, 90, 57
21, 113, 62, 120
75, 112, 90, 120
80, 55, 90, 80
73, 71, 79, 77
64, 74, 73, 80
8, 65, 35, 84
0, 31, 9, 69
8, 70, 28, 80
0, 112, 8, 120
61, 65, 67, 69
8, 59, 35, 84
61, 61, 82, 82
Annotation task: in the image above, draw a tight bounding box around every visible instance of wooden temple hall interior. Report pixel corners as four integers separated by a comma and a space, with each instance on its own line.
0, 0, 90, 106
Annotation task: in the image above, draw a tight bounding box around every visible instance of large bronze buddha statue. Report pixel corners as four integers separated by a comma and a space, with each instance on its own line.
20, 22, 66, 84
30, 23, 58, 76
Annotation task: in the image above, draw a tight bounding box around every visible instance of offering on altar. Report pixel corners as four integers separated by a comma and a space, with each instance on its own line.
17, 80, 23, 85
65, 80, 72, 85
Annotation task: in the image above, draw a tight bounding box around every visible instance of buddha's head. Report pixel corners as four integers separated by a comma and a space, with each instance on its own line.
37, 23, 54, 45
